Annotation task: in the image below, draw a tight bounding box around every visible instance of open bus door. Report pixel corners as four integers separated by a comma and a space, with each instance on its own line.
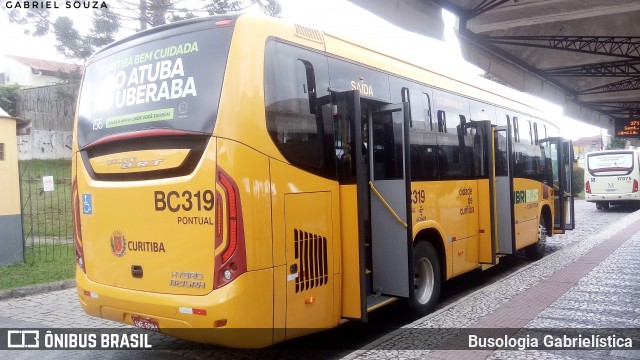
331, 90, 412, 321
540, 137, 575, 233
368, 102, 412, 301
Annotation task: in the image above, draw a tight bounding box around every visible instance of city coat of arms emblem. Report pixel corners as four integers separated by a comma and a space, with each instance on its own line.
110, 230, 126, 257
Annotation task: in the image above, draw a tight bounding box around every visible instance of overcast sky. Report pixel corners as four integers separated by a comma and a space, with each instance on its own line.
0, 0, 604, 139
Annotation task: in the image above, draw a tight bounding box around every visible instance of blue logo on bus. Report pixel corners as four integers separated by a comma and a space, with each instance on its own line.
82, 194, 93, 215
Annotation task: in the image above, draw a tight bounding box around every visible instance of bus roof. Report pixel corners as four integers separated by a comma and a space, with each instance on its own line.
90, 14, 241, 62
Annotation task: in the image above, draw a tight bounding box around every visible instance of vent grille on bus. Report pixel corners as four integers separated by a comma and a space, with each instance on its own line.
294, 24, 324, 43
294, 228, 328, 293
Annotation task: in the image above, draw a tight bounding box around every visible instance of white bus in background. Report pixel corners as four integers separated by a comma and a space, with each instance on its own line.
585, 149, 640, 209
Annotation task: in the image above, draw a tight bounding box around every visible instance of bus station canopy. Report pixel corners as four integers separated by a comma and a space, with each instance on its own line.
348, 0, 640, 135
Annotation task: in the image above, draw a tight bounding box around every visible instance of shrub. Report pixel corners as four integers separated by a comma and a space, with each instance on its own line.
0, 84, 21, 116
572, 165, 584, 196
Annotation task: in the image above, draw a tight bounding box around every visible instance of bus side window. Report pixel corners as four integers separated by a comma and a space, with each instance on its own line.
265, 42, 327, 171
409, 131, 439, 181
423, 93, 433, 131
437, 110, 446, 133
438, 112, 473, 180
401, 88, 432, 132
525, 120, 533, 145
401, 87, 413, 128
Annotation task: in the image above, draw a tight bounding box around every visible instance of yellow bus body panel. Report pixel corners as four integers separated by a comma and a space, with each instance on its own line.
513, 178, 544, 249
76, 267, 275, 348
338, 184, 362, 319
216, 138, 273, 271
269, 159, 341, 334
75, 144, 218, 296
410, 180, 480, 278
476, 179, 494, 263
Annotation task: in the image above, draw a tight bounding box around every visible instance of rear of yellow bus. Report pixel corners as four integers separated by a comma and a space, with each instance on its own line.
72, 15, 275, 348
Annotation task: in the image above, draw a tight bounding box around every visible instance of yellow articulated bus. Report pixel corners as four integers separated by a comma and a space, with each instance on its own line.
72, 13, 575, 348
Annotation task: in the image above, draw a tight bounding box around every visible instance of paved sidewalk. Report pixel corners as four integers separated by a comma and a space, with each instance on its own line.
346, 209, 640, 359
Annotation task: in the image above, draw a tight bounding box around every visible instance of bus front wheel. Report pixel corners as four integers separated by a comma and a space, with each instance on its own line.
525, 217, 547, 261
409, 241, 441, 317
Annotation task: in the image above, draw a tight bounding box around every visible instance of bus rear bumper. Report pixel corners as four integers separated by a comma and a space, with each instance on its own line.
585, 193, 640, 203
76, 267, 275, 348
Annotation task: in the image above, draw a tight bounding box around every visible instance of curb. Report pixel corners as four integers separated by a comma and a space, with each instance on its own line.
0, 279, 76, 301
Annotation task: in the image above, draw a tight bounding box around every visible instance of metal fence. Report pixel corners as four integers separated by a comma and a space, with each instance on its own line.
19, 160, 74, 264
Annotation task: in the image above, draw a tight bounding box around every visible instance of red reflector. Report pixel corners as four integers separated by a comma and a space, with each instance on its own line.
83, 290, 90, 296
193, 308, 207, 316
633, 180, 638, 193
585, 181, 591, 194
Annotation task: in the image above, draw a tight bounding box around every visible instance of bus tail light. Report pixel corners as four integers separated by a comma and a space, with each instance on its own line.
72, 179, 86, 273
214, 167, 247, 289
585, 180, 591, 194
633, 180, 638, 193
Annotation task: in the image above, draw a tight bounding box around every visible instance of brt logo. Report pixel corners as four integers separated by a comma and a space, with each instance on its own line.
514, 189, 539, 204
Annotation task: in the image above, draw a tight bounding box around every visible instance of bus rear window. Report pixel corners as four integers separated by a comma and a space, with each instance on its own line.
587, 152, 634, 175
76, 25, 233, 148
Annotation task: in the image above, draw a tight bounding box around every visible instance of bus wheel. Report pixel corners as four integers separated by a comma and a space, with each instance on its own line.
410, 241, 441, 317
525, 217, 547, 261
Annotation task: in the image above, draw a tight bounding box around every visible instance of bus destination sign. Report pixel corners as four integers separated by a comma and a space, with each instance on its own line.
615, 118, 640, 138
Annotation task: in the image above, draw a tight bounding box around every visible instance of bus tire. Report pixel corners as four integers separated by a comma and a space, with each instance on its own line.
525, 217, 547, 261
409, 241, 441, 317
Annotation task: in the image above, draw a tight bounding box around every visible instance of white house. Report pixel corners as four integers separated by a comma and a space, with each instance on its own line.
1, 55, 82, 87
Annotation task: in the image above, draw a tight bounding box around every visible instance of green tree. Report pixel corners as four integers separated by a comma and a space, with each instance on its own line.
0, 84, 21, 117
606, 138, 627, 150
572, 165, 584, 197
1, 0, 281, 61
